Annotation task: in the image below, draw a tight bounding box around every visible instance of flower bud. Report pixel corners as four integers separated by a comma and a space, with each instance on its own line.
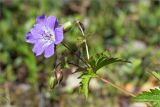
48, 76, 57, 89
63, 21, 73, 32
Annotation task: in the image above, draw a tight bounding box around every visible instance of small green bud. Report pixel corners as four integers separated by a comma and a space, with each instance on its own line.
63, 21, 74, 32
48, 76, 57, 89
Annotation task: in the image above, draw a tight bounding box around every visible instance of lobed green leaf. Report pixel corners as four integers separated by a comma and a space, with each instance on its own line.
88, 53, 129, 72
79, 69, 97, 98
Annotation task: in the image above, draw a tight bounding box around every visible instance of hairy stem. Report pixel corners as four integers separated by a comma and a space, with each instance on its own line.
98, 76, 151, 107
76, 21, 90, 60
97, 75, 135, 97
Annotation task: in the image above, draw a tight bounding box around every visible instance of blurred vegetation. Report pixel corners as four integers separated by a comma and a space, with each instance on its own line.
0, 0, 160, 107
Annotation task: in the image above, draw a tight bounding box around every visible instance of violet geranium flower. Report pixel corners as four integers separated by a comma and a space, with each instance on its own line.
26, 15, 63, 58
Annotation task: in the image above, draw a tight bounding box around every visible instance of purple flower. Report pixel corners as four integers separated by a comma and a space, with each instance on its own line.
26, 15, 64, 58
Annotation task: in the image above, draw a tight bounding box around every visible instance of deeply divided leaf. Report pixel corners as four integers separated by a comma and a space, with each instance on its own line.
79, 69, 97, 98
88, 53, 129, 72
95, 57, 127, 71
80, 53, 129, 98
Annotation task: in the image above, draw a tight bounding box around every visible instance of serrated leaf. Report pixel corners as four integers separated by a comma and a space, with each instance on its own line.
88, 53, 129, 72
134, 88, 160, 102
79, 69, 97, 98
151, 71, 160, 81
95, 57, 128, 71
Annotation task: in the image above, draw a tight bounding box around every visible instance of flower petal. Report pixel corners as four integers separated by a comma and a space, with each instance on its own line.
26, 32, 36, 44
32, 41, 50, 56
30, 27, 43, 39
36, 14, 46, 24
33, 23, 44, 34
44, 43, 55, 58
54, 27, 64, 44
46, 16, 58, 29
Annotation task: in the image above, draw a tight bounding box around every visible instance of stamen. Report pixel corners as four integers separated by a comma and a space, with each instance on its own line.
42, 27, 55, 42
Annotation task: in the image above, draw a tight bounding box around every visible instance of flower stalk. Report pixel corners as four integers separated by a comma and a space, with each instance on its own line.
76, 21, 90, 60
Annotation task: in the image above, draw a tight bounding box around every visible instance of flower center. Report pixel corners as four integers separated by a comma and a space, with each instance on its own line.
42, 27, 55, 43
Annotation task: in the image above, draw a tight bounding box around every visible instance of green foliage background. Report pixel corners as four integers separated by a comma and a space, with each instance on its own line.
0, 0, 160, 106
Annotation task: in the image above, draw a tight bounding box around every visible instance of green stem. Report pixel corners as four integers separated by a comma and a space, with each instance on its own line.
84, 39, 90, 60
